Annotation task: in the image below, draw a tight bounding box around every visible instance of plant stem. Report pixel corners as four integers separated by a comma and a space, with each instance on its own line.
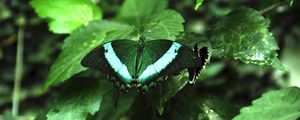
12, 15, 25, 117
259, 1, 287, 15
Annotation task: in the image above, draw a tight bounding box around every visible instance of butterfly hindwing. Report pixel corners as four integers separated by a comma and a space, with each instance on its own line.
110, 40, 137, 77
159, 41, 201, 76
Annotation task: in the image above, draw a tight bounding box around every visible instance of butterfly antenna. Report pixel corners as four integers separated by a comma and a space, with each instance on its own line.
139, 20, 161, 40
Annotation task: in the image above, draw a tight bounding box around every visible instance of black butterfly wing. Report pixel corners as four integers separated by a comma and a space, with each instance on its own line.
137, 40, 201, 83
81, 40, 137, 83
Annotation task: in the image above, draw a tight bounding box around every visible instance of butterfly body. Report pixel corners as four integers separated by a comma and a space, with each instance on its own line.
81, 39, 207, 92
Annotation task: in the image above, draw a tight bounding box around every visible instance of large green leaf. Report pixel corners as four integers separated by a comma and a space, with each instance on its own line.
47, 77, 113, 120
30, 0, 102, 34
233, 87, 300, 120
143, 10, 185, 40
116, 0, 168, 27
45, 20, 135, 89
208, 7, 285, 70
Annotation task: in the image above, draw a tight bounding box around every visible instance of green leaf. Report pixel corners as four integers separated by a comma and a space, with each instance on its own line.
143, 10, 185, 40
194, 0, 204, 10
47, 77, 113, 120
30, 0, 102, 34
116, 0, 168, 27
45, 20, 135, 89
208, 7, 285, 70
116, 0, 185, 40
287, 0, 293, 7
233, 87, 300, 120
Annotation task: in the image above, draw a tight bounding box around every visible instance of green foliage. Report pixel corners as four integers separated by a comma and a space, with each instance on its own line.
195, 0, 204, 10
162, 92, 239, 120
89, 91, 136, 120
47, 77, 113, 120
208, 8, 285, 70
30, 0, 102, 34
20, 0, 296, 119
45, 20, 134, 89
116, 0, 184, 40
234, 87, 300, 120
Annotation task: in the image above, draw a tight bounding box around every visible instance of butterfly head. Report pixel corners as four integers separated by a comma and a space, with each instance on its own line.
130, 79, 138, 87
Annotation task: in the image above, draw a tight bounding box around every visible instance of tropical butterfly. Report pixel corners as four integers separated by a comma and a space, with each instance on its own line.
81, 38, 208, 93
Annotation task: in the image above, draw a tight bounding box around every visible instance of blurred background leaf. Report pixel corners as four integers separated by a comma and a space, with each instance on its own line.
30, 0, 102, 34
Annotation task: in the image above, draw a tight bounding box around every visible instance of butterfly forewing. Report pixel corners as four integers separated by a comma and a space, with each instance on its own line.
137, 40, 200, 83
81, 40, 137, 83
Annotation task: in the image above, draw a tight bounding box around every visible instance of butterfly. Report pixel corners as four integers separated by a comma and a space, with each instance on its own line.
81, 38, 208, 93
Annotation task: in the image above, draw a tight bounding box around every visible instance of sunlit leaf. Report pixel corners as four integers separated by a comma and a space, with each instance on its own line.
45, 20, 135, 89
47, 77, 113, 120
234, 87, 300, 120
30, 0, 102, 33
208, 7, 285, 70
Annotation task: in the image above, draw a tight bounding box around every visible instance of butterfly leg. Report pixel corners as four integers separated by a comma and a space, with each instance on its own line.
114, 92, 120, 108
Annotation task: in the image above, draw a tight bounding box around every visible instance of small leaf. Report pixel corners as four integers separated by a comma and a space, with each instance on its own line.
208, 7, 285, 70
30, 0, 102, 34
47, 77, 113, 120
233, 87, 300, 120
287, 0, 293, 7
143, 10, 185, 40
194, 0, 204, 10
45, 20, 135, 89
116, 0, 168, 27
